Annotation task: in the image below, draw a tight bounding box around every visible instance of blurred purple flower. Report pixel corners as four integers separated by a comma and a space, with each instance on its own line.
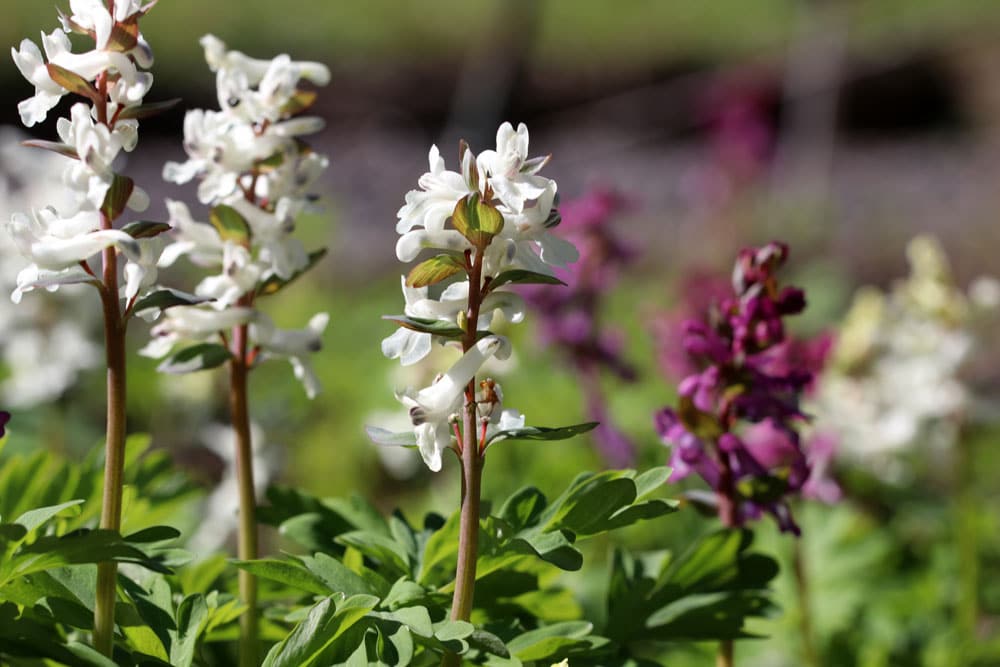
653, 271, 731, 380
521, 188, 638, 465
0, 411, 9, 439
655, 241, 835, 535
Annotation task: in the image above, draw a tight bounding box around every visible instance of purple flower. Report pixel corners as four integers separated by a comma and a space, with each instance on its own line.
522, 188, 639, 465
654, 242, 833, 534
0, 411, 10, 439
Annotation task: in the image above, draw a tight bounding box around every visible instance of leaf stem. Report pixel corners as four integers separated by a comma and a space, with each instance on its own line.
443, 246, 486, 666
793, 535, 820, 667
717, 639, 734, 667
230, 313, 259, 667
93, 209, 127, 657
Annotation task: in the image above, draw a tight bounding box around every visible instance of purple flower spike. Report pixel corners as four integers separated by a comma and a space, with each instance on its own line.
654, 242, 833, 535
0, 411, 10, 439
522, 188, 639, 465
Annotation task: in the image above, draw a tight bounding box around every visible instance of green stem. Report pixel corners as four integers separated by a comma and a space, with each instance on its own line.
450, 403, 483, 622
955, 426, 977, 663
717, 639, 734, 667
230, 321, 259, 667
442, 248, 486, 667
93, 212, 127, 658
793, 536, 820, 667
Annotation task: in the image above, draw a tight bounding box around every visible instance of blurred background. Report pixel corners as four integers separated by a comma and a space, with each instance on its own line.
2, 1, 1000, 665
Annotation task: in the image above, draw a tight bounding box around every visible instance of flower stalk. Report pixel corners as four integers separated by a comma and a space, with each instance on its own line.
93, 209, 128, 656
449, 248, 486, 626
717, 639, 734, 667
229, 313, 259, 667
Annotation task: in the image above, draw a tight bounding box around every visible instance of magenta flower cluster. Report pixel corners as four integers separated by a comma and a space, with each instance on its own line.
655, 242, 819, 534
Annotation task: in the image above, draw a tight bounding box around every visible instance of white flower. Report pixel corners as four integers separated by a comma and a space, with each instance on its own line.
140, 305, 254, 358
163, 109, 276, 203
396, 145, 473, 234
396, 335, 510, 471
381, 277, 525, 367
226, 197, 308, 280
250, 312, 328, 399
477, 122, 550, 213
200, 34, 330, 124
5, 206, 142, 302
7, 207, 136, 269
194, 243, 261, 309
10, 36, 66, 127
121, 236, 162, 301
158, 199, 225, 268
11, 28, 149, 127
57, 103, 126, 208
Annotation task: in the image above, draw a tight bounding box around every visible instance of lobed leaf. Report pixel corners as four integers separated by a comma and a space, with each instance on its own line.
382, 315, 465, 339
257, 248, 327, 297
406, 254, 465, 288
21, 139, 79, 159
46, 63, 101, 103
117, 98, 183, 120
156, 343, 232, 374
487, 421, 599, 446
209, 204, 251, 244
121, 221, 171, 239
487, 269, 566, 290
101, 173, 135, 222
132, 289, 209, 317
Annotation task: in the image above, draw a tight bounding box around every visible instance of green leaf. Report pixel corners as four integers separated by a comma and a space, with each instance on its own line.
21, 139, 79, 159
558, 478, 638, 535
106, 16, 140, 51
64, 642, 120, 667
117, 98, 182, 120
382, 315, 464, 339
170, 594, 209, 667
133, 289, 210, 316
467, 630, 511, 659
506, 621, 593, 662
487, 422, 599, 446
232, 558, 330, 596
382, 578, 429, 610
121, 221, 172, 239
14, 500, 84, 534
46, 63, 101, 103
257, 248, 327, 297
336, 531, 411, 577
157, 343, 232, 374
9, 529, 170, 581
262, 595, 379, 667
452, 193, 504, 247
406, 254, 466, 288
101, 173, 135, 221
434, 619, 474, 642
497, 487, 547, 532
634, 467, 672, 499
370, 606, 434, 639
301, 552, 378, 597
209, 204, 251, 244
281, 89, 318, 116
124, 525, 180, 545
487, 269, 566, 290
